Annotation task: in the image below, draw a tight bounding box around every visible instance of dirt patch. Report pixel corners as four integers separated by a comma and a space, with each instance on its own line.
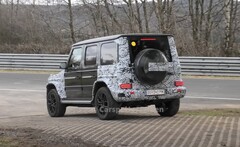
0, 128, 99, 147
180, 108, 240, 117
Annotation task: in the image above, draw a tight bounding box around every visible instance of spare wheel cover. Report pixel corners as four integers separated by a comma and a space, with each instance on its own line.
134, 49, 168, 85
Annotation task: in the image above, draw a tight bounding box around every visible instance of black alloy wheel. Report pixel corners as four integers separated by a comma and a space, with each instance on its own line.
95, 87, 119, 120
47, 89, 66, 117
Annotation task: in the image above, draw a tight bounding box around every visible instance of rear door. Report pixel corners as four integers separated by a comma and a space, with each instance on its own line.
128, 35, 174, 86
81, 45, 98, 100
65, 47, 84, 99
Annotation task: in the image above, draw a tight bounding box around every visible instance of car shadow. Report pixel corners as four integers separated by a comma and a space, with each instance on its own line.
64, 113, 164, 121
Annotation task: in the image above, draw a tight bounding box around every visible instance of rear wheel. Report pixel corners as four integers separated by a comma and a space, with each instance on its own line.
95, 87, 119, 120
155, 99, 180, 117
47, 89, 66, 117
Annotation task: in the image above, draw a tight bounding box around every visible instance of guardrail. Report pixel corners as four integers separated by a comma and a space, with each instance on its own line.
0, 54, 240, 76
0, 54, 68, 70
180, 56, 240, 76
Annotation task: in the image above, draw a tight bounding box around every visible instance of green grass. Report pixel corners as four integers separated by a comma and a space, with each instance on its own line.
180, 108, 240, 117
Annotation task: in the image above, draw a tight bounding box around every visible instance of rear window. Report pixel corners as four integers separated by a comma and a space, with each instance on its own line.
129, 36, 172, 62
100, 42, 118, 65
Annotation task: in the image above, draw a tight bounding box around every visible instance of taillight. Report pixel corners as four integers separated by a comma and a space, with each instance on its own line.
120, 83, 132, 89
175, 80, 184, 87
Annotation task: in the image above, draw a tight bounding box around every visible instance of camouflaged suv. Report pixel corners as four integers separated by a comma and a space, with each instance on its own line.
46, 34, 186, 120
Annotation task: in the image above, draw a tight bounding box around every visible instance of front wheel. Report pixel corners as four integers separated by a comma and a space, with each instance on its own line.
47, 89, 66, 117
95, 87, 120, 120
155, 99, 180, 117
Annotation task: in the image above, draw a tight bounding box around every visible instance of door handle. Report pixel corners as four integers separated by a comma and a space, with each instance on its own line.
82, 75, 94, 79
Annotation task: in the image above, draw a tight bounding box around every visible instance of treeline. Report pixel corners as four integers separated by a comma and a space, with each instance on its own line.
0, 0, 239, 56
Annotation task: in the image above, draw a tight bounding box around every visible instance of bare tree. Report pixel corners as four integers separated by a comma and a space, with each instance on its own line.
188, 0, 217, 54
0, 0, 239, 56
135, 0, 143, 33
67, 0, 76, 43
122, 0, 138, 33
152, 0, 175, 33
204, 0, 213, 48
103, 0, 123, 33
188, 0, 202, 50
141, 0, 149, 33
223, 0, 239, 56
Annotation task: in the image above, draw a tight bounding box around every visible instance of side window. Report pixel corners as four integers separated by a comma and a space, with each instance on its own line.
68, 47, 83, 69
100, 42, 117, 65
85, 45, 97, 66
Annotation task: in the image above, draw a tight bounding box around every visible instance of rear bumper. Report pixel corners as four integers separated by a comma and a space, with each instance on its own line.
112, 87, 186, 102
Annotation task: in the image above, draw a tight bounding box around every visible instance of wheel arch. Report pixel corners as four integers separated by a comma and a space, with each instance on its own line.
92, 81, 108, 105
46, 83, 56, 94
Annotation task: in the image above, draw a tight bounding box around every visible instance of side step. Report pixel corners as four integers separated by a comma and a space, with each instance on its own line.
61, 100, 92, 104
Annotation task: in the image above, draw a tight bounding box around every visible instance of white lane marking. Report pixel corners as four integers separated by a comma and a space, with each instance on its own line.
0, 88, 45, 92
185, 96, 240, 101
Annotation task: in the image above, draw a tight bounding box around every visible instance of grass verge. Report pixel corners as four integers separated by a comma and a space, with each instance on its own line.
180, 108, 240, 117
0, 137, 19, 147
182, 75, 240, 80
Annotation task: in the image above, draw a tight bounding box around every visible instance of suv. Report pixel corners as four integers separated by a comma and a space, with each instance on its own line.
46, 34, 186, 120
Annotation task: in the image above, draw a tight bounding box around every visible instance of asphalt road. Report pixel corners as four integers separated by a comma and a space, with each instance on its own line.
0, 72, 239, 98
0, 72, 239, 118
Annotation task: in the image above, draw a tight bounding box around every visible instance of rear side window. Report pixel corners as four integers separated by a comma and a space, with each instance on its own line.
85, 45, 97, 66
129, 36, 172, 62
100, 42, 118, 65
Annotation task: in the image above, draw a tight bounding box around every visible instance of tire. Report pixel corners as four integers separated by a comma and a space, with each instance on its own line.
155, 99, 180, 117
47, 89, 66, 117
134, 49, 168, 85
95, 87, 119, 120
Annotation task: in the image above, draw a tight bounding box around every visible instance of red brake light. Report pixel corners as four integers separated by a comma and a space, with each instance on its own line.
140, 38, 156, 41
175, 80, 184, 87
120, 83, 132, 89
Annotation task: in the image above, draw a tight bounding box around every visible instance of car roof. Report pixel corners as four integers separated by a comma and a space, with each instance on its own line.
72, 34, 172, 47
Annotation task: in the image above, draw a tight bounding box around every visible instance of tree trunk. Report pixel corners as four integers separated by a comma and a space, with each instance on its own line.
153, 0, 164, 32
223, 0, 231, 56
166, 0, 175, 33
135, 0, 143, 33
67, 0, 76, 43
142, 0, 149, 33
204, 0, 213, 48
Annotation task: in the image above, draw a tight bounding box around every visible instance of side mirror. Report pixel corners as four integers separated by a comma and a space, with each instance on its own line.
59, 62, 67, 69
